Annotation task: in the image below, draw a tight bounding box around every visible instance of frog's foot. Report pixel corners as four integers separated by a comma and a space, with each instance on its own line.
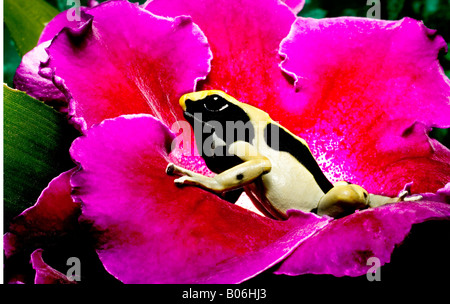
166, 163, 212, 188
172, 175, 203, 187
397, 183, 423, 202
369, 183, 423, 208
317, 182, 370, 218
166, 158, 271, 194
166, 163, 195, 177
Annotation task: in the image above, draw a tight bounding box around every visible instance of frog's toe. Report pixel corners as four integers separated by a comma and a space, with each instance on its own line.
396, 183, 422, 202
403, 194, 423, 202
174, 176, 193, 186
166, 163, 176, 175
397, 188, 411, 200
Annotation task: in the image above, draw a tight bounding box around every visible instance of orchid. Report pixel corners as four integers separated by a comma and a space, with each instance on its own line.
3, 0, 450, 285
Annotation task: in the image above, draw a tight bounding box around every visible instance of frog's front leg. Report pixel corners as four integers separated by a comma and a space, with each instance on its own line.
167, 141, 272, 193
167, 158, 271, 193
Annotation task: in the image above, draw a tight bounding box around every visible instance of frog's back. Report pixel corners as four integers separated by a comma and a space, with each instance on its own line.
245, 120, 333, 218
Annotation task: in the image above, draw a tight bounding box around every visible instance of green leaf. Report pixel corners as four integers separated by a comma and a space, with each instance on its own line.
387, 0, 406, 20
4, 0, 59, 57
44, 0, 147, 11
299, 8, 328, 19
430, 128, 450, 148
445, 43, 450, 61
3, 85, 79, 228
3, 26, 22, 88
423, 0, 439, 18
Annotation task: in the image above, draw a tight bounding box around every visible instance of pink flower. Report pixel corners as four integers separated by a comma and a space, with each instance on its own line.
6, 0, 450, 283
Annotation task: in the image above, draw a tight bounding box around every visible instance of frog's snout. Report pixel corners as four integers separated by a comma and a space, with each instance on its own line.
179, 93, 189, 111
179, 90, 229, 111
179, 91, 206, 111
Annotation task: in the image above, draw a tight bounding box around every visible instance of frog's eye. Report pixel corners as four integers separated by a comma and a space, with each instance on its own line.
203, 95, 229, 112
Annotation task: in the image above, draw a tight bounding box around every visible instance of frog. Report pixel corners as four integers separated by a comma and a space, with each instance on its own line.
166, 90, 421, 219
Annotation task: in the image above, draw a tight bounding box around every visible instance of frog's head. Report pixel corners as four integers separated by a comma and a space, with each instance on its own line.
179, 90, 255, 147
179, 90, 251, 129
179, 90, 255, 173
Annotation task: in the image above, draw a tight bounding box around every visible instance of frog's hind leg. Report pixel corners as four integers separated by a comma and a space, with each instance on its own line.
369, 183, 423, 207
317, 181, 370, 218
317, 181, 423, 218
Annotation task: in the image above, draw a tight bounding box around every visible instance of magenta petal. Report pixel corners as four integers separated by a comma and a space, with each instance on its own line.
70, 115, 330, 283
4, 169, 79, 284
145, 0, 300, 110
17, 8, 90, 110
45, 1, 211, 132
4, 169, 79, 259
422, 183, 450, 203
38, 8, 91, 45
281, 0, 305, 14
275, 201, 450, 277
143, 0, 307, 177
277, 17, 450, 194
13, 42, 66, 108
